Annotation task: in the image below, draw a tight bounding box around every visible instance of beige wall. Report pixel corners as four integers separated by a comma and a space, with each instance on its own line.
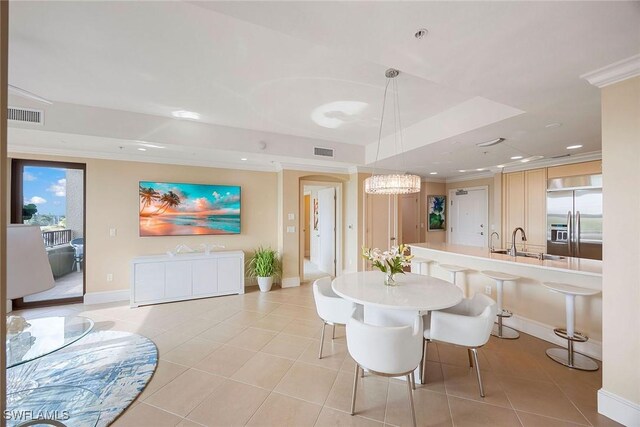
10, 153, 278, 293
601, 76, 640, 406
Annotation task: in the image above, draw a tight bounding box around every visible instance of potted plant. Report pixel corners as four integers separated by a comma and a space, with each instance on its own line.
247, 246, 281, 292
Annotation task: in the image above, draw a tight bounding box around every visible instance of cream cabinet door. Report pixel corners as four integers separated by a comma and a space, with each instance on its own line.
525, 168, 547, 248
134, 262, 165, 303
165, 260, 192, 298
192, 259, 218, 296
217, 256, 243, 293
504, 171, 525, 248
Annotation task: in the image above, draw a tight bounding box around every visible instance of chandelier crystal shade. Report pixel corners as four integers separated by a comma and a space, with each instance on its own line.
365, 68, 421, 195
364, 174, 421, 195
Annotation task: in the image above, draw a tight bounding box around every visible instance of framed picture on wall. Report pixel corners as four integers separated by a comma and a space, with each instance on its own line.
139, 181, 241, 236
427, 195, 446, 231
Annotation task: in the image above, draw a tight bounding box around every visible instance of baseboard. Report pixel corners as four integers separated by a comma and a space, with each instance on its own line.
84, 290, 129, 305
281, 276, 300, 288
598, 389, 640, 426
502, 313, 602, 361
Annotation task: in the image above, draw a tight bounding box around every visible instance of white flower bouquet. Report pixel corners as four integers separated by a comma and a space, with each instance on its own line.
362, 244, 413, 285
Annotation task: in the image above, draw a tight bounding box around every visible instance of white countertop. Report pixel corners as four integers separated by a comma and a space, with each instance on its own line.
409, 243, 602, 277
332, 271, 463, 311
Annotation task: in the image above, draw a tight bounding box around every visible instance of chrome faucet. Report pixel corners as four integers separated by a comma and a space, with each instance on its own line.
510, 227, 527, 257
490, 232, 500, 251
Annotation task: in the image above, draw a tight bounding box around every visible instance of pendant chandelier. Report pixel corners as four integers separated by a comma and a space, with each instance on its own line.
364, 68, 421, 195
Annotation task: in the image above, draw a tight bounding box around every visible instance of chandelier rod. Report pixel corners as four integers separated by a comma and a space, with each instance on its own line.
370, 76, 393, 179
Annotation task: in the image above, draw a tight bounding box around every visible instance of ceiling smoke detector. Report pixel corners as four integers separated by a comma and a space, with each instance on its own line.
476, 137, 505, 147
414, 28, 429, 39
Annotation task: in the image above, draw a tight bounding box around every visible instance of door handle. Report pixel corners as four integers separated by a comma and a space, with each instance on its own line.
567, 211, 573, 256
576, 211, 581, 256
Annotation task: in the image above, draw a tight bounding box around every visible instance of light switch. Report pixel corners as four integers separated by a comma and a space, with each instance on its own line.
288, 213, 295, 220
287, 226, 296, 233
109, 228, 117, 237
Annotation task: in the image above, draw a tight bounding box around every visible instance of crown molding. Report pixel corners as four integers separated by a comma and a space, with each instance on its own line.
421, 177, 446, 184
9, 145, 280, 173
445, 171, 495, 183
276, 161, 350, 175
581, 54, 640, 88
501, 151, 601, 174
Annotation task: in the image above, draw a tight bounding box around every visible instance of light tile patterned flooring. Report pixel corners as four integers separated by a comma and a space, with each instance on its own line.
15, 283, 620, 427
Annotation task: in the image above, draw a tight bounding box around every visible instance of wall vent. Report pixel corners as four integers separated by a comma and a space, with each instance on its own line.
552, 154, 571, 159
8, 106, 43, 124
314, 147, 334, 157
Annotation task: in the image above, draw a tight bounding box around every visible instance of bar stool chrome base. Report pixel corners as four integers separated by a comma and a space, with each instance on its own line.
491, 322, 520, 339
491, 308, 520, 339
545, 348, 599, 371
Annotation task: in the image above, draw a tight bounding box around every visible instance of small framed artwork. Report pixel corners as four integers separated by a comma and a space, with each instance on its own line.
427, 195, 446, 231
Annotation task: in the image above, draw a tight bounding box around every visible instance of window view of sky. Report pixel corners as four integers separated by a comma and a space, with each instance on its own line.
23, 166, 67, 216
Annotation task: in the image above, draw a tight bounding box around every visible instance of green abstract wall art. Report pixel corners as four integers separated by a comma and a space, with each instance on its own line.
427, 195, 446, 231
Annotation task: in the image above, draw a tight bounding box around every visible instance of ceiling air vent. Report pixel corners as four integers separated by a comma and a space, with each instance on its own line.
314, 147, 334, 158
8, 106, 43, 124
552, 154, 571, 159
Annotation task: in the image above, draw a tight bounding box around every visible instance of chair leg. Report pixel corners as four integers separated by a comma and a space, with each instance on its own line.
351, 364, 359, 415
318, 321, 326, 359
409, 372, 416, 390
332, 323, 336, 339
421, 339, 429, 384
406, 374, 417, 427
470, 348, 485, 397
468, 348, 474, 367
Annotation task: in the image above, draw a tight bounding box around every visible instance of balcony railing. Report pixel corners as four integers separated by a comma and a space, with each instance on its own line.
42, 229, 73, 247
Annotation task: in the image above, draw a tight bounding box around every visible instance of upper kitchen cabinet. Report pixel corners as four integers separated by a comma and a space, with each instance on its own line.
547, 160, 602, 179
502, 168, 547, 251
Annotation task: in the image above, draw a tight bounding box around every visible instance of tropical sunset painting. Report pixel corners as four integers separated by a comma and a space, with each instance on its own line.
139, 181, 241, 236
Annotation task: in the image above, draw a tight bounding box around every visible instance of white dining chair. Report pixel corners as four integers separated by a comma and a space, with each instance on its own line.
347, 306, 423, 427
422, 293, 497, 397
312, 277, 354, 359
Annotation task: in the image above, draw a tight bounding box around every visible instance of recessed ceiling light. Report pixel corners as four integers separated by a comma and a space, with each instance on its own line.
172, 110, 201, 120
476, 137, 505, 147
137, 148, 147, 151
458, 170, 466, 173
510, 155, 523, 160
545, 122, 562, 128
138, 142, 165, 149
566, 145, 583, 150
520, 159, 530, 163
429, 172, 438, 175
414, 28, 428, 39
476, 168, 485, 171
240, 158, 248, 161
497, 164, 505, 168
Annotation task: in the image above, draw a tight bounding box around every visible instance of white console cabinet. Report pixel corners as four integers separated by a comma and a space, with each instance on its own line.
130, 251, 244, 307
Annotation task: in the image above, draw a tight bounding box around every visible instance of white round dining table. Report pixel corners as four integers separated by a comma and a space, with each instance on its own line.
332, 270, 463, 312
332, 270, 463, 385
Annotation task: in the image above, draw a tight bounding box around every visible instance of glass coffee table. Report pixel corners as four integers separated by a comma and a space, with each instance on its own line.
6, 316, 94, 368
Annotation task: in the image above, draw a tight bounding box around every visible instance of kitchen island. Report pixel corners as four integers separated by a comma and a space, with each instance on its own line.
409, 242, 602, 359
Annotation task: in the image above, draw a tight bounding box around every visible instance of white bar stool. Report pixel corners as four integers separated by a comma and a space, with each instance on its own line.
410, 257, 433, 276
481, 270, 520, 340
439, 264, 468, 296
542, 282, 600, 371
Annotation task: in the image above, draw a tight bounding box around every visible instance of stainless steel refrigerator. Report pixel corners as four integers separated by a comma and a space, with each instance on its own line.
547, 174, 602, 260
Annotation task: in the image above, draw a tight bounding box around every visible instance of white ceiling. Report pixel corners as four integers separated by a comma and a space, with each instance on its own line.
7, 1, 640, 177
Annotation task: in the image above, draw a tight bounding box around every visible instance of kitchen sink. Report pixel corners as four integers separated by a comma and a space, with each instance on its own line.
490, 249, 565, 261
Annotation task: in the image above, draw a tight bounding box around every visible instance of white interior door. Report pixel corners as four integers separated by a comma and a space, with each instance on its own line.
318, 187, 336, 276
449, 187, 488, 247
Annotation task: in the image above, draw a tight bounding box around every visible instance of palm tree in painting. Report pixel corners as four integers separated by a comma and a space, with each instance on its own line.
153, 191, 182, 215
139, 186, 160, 213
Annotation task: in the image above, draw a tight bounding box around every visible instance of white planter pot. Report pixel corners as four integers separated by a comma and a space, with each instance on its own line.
257, 276, 273, 292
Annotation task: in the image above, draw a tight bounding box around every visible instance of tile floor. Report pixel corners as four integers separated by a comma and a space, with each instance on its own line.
23, 270, 83, 302
14, 283, 620, 427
